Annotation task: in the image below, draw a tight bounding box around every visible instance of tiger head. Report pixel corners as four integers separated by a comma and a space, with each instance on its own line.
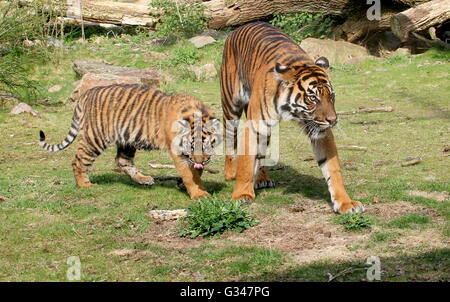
274, 56, 336, 140
173, 113, 221, 170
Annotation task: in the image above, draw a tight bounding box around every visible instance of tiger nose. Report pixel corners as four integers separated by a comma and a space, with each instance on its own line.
326, 115, 337, 126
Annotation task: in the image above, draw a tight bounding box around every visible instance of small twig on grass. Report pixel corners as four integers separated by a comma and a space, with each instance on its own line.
338, 145, 368, 151
337, 106, 394, 115
149, 161, 175, 169
148, 161, 219, 174
401, 157, 422, 167
327, 264, 372, 282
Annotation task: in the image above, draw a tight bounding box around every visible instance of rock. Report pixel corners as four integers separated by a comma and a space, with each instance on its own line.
188, 35, 216, 48
391, 47, 411, 56
188, 63, 217, 81
10, 103, 39, 117
72, 59, 135, 78
200, 29, 229, 41
69, 68, 162, 102
48, 85, 62, 93
149, 209, 188, 221
300, 38, 373, 65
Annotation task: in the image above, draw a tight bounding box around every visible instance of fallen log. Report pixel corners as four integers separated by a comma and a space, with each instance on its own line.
337, 106, 394, 115
390, 0, 450, 42
390, 0, 432, 6
335, 9, 398, 43
50, 0, 159, 27
203, 0, 351, 28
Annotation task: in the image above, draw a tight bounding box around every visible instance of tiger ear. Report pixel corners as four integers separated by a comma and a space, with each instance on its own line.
274, 63, 299, 82
205, 118, 220, 133
175, 119, 190, 135
315, 57, 330, 70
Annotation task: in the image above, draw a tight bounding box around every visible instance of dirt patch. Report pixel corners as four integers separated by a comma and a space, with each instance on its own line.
137, 200, 446, 265
366, 200, 442, 221
139, 220, 205, 250
219, 199, 371, 263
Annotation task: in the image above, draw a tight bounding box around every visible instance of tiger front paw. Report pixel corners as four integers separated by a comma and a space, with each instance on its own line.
190, 190, 210, 200
334, 199, 365, 214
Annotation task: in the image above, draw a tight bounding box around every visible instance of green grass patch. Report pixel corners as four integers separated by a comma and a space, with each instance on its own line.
387, 213, 432, 229
179, 196, 259, 238
334, 213, 373, 231
370, 231, 399, 243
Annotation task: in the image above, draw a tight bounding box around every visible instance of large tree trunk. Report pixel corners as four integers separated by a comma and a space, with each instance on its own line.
335, 8, 398, 42
390, 0, 450, 41
203, 0, 351, 29
390, 0, 432, 6
65, 0, 159, 27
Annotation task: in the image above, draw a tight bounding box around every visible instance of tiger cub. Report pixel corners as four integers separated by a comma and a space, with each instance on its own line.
39, 84, 220, 199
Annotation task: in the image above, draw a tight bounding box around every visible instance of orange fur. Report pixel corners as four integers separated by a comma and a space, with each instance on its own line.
220, 22, 363, 213
40, 84, 219, 199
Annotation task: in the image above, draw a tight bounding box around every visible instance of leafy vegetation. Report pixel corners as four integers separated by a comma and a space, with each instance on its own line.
334, 213, 373, 231
151, 0, 208, 39
0, 0, 64, 99
169, 44, 201, 66
179, 196, 259, 238
270, 12, 336, 43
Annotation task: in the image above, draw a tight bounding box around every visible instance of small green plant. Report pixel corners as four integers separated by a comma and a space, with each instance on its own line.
334, 213, 372, 231
387, 213, 431, 229
151, 0, 207, 39
179, 196, 259, 238
169, 44, 201, 66
270, 12, 335, 43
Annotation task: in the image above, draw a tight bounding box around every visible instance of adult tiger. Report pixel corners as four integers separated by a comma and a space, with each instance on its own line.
39, 84, 220, 199
220, 21, 364, 214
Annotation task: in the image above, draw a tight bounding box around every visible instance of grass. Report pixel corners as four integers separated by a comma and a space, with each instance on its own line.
0, 32, 449, 281
179, 196, 259, 238
334, 213, 372, 231
387, 213, 432, 229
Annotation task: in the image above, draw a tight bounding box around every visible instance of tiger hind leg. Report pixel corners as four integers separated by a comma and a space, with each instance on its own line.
116, 145, 154, 186
72, 138, 102, 188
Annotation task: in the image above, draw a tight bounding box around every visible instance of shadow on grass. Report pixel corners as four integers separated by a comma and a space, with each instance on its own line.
90, 172, 227, 195
268, 162, 330, 201
241, 248, 450, 282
